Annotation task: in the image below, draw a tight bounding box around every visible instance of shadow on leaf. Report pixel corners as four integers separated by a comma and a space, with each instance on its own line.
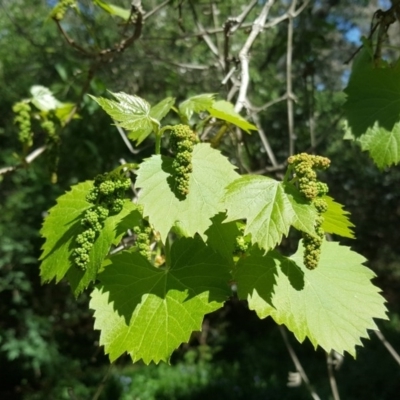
97, 236, 232, 324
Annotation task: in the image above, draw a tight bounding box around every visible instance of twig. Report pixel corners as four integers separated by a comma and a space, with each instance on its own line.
286, 0, 297, 157
374, 329, 400, 367
0, 145, 47, 175
144, 0, 171, 20
279, 326, 321, 400
230, 0, 259, 34
250, 94, 287, 113
247, 103, 279, 168
235, 0, 275, 113
54, 20, 95, 57
92, 365, 113, 400
326, 351, 341, 400
188, 0, 220, 59
221, 66, 237, 86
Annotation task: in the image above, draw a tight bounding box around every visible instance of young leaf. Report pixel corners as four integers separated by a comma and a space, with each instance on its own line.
93, 0, 131, 20
179, 93, 215, 121
222, 176, 318, 252
357, 122, 400, 169
89, 92, 153, 144
136, 143, 239, 242
39, 181, 139, 295
91, 237, 231, 364
235, 241, 388, 357
343, 51, 400, 137
30, 85, 61, 111
322, 196, 355, 238
208, 100, 257, 133
150, 97, 175, 122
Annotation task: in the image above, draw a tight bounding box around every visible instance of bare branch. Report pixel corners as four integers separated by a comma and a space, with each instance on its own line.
250, 94, 288, 113
279, 326, 321, 400
235, 0, 275, 113
230, 0, 259, 34
326, 351, 341, 400
143, 0, 172, 20
0, 146, 46, 175
248, 108, 279, 168
188, 0, 221, 59
286, 0, 297, 156
374, 329, 400, 367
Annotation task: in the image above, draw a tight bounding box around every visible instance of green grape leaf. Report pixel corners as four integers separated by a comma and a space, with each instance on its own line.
179, 93, 215, 121
357, 122, 400, 169
283, 182, 319, 236
235, 241, 388, 356
93, 0, 131, 20
150, 97, 175, 122
30, 85, 61, 111
222, 176, 318, 252
343, 50, 400, 137
39, 181, 140, 295
90, 237, 231, 364
89, 92, 153, 144
322, 196, 355, 238
204, 213, 241, 262
54, 102, 79, 125
136, 143, 239, 242
208, 100, 257, 133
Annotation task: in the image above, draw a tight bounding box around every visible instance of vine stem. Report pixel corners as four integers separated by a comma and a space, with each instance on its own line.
279, 326, 321, 400
374, 329, 400, 366
286, 0, 297, 157
326, 351, 341, 400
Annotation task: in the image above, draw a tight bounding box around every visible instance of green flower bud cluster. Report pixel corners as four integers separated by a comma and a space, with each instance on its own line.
13, 101, 33, 149
288, 153, 330, 200
287, 153, 331, 270
302, 216, 325, 270
170, 124, 199, 198
51, 0, 75, 21
73, 174, 131, 270
233, 224, 251, 257
133, 224, 153, 260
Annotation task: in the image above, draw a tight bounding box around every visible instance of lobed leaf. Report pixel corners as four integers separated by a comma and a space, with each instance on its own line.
89, 92, 153, 144
30, 85, 61, 111
222, 176, 318, 252
357, 122, 400, 169
235, 241, 388, 357
343, 50, 400, 137
136, 143, 239, 242
208, 100, 257, 133
91, 237, 231, 364
179, 93, 215, 121
93, 0, 131, 20
150, 97, 175, 122
322, 196, 355, 238
39, 181, 140, 295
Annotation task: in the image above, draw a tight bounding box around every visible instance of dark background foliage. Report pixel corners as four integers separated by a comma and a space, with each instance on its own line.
1, 1, 400, 399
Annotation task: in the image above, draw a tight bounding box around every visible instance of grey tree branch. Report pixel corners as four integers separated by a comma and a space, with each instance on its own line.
279, 326, 321, 400
246, 100, 279, 168
235, 0, 275, 113
0, 145, 47, 175
374, 329, 400, 367
286, 0, 297, 157
326, 351, 341, 400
